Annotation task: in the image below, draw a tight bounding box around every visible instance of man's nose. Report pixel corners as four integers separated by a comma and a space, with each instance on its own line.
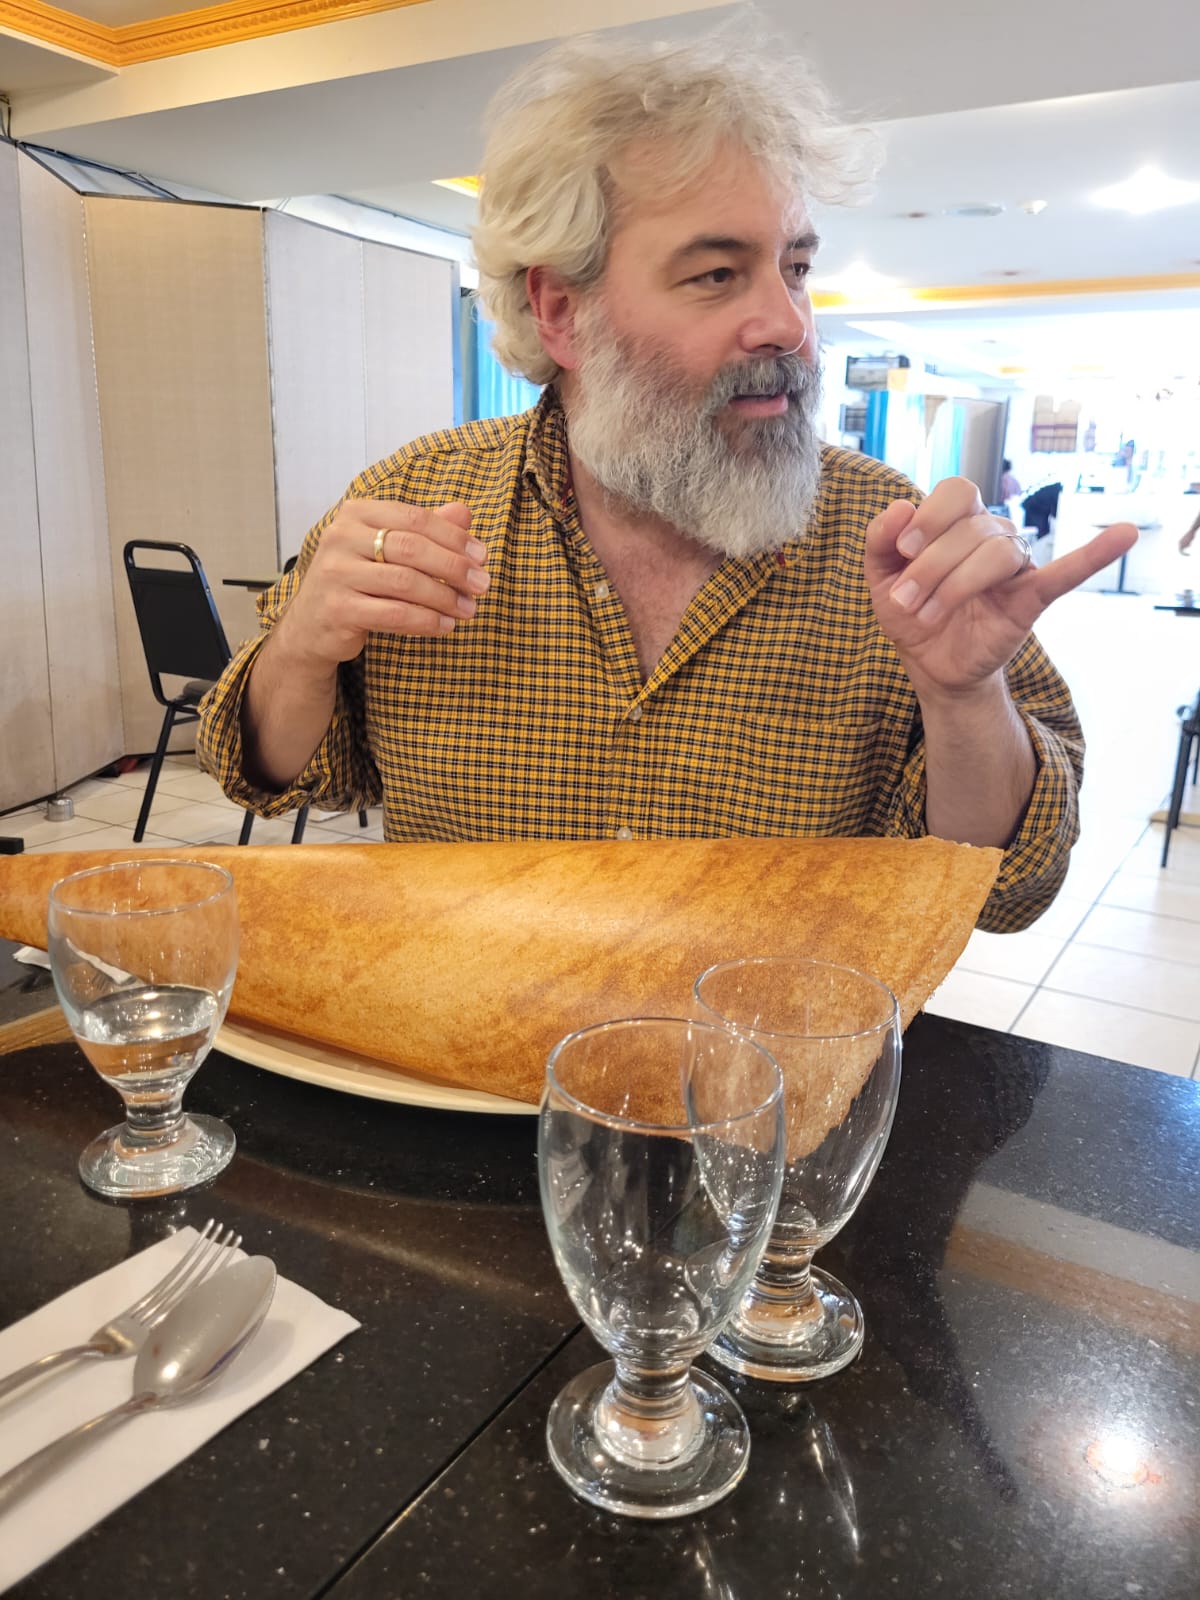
739, 275, 812, 358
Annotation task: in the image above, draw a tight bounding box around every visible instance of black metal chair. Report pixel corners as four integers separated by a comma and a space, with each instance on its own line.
1161, 690, 1200, 867
124, 541, 256, 846
289, 802, 371, 843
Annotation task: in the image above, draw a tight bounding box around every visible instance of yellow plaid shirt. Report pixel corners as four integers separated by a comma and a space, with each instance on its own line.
198, 391, 1083, 932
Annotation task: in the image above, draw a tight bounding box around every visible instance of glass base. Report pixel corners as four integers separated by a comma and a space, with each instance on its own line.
709, 1264, 864, 1383
546, 1362, 751, 1518
79, 1113, 236, 1200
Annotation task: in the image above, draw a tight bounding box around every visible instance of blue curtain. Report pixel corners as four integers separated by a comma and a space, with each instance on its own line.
461, 297, 541, 422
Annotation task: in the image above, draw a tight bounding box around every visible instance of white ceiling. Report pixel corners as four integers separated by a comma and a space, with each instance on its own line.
0, 33, 116, 92
63, 0, 199, 20
3, 0, 1199, 381
817, 301, 1200, 391
810, 81, 1200, 286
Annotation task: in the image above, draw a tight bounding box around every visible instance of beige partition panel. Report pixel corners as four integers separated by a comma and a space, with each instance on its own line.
265, 212, 367, 563
362, 243, 455, 465
19, 155, 123, 789
86, 199, 278, 753
0, 145, 56, 812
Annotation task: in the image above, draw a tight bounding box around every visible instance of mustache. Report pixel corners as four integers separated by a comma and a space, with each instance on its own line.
705, 354, 816, 410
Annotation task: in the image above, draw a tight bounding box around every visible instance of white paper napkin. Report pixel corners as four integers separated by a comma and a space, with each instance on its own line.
0, 1228, 360, 1592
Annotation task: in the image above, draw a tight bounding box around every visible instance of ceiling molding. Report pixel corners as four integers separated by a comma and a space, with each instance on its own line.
0, 0, 428, 67
813, 272, 1200, 313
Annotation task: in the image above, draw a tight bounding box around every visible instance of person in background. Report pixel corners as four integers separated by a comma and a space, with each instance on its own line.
197, 28, 1136, 933
999, 458, 1022, 506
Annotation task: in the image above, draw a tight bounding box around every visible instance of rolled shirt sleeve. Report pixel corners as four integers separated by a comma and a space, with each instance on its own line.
884, 633, 1083, 933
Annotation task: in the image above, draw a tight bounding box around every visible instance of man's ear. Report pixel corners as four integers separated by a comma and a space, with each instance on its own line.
527, 266, 584, 372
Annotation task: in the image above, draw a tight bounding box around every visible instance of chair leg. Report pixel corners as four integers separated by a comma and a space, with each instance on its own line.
237, 809, 254, 846
134, 705, 177, 842
358, 809, 369, 828
291, 805, 309, 844
1161, 719, 1195, 868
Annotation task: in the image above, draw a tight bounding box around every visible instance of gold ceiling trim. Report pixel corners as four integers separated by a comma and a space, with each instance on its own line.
0, 0, 428, 67
813, 271, 1200, 310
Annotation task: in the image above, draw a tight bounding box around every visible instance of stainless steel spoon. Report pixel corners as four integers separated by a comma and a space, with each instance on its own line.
0, 1255, 276, 1513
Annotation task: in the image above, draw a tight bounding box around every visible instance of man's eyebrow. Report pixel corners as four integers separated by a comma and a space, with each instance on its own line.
667, 234, 755, 267
666, 230, 821, 268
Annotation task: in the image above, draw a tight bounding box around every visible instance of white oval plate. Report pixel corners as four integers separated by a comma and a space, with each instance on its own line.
215, 1018, 537, 1116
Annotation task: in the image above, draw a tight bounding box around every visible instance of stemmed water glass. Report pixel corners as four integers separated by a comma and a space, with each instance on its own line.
693, 957, 901, 1382
538, 1016, 785, 1518
47, 859, 239, 1200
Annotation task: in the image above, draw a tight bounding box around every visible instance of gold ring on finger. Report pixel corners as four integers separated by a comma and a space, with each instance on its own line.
372, 528, 390, 564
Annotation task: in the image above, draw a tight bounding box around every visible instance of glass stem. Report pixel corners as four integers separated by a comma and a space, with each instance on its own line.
596, 1361, 703, 1470
118, 1081, 190, 1150
756, 1240, 818, 1305
735, 1239, 825, 1341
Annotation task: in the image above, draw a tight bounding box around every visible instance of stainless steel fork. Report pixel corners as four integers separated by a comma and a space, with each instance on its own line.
0, 1218, 242, 1404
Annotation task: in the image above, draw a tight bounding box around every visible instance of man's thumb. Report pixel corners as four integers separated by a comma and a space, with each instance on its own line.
438, 501, 473, 531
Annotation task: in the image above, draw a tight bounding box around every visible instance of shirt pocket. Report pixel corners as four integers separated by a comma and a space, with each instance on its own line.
721, 713, 886, 836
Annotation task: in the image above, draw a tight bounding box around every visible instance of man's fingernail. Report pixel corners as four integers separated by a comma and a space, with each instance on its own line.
439, 615, 456, 632
891, 579, 920, 610
467, 540, 488, 562
897, 530, 924, 558
466, 567, 491, 595
917, 596, 941, 624
456, 594, 477, 617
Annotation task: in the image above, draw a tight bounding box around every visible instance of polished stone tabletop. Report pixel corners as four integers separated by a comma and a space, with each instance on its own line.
1, 985, 1197, 1599
0, 937, 54, 1024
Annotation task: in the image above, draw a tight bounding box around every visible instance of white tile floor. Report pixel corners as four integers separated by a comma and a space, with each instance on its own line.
2, 589, 1198, 1079
924, 589, 1200, 1080
3, 757, 384, 859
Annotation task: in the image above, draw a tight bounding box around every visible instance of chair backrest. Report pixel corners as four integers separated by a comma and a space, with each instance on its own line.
123, 542, 232, 706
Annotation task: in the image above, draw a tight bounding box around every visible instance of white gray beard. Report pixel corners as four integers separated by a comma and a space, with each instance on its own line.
566, 330, 823, 559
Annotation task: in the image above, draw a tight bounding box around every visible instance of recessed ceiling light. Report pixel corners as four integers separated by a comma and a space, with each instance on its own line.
1020, 199, 1048, 216
945, 202, 1005, 218
1092, 165, 1200, 214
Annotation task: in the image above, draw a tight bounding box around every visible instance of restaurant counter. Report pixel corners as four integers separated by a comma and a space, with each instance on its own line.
0, 988, 1196, 1599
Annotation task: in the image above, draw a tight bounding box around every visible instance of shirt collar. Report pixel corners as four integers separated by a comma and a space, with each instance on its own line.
522, 387, 573, 516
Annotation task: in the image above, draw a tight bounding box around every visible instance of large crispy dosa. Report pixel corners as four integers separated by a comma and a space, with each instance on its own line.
1, 838, 997, 1131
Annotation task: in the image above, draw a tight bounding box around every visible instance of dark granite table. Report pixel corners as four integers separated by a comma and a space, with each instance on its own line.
1, 977, 1197, 1599
0, 937, 54, 1025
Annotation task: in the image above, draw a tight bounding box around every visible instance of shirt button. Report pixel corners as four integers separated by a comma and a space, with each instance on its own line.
594, 581, 610, 600
615, 826, 634, 840
628, 705, 643, 723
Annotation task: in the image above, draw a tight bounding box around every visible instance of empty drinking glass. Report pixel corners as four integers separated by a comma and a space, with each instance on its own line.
539, 1016, 785, 1518
694, 957, 901, 1382
48, 859, 239, 1199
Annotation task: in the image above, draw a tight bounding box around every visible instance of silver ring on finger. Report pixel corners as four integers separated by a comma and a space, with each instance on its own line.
372, 527, 390, 564
1003, 531, 1033, 575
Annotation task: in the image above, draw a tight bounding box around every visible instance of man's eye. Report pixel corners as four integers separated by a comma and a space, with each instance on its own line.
786, 260, 812, 283
690, 267, 735, 286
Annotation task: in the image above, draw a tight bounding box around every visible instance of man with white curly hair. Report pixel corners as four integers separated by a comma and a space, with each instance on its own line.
199, 29, 1135, 933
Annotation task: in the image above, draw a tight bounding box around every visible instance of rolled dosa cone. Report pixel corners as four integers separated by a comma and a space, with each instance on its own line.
0, 838, 998, 1137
